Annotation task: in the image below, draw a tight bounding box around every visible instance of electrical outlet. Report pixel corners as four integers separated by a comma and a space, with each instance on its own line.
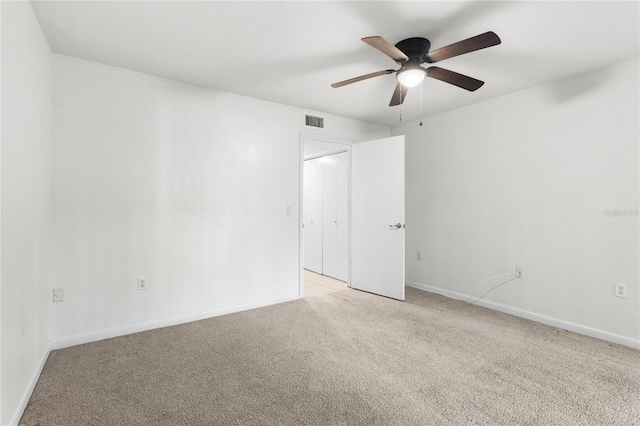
53, 288, 64, 303
137, 277, 148, 291
417, 250, 423, 261
615, 283, 627, 298
515, 266, 524, 279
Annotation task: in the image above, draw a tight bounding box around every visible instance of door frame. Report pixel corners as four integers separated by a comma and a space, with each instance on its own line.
298, 133, 352, 298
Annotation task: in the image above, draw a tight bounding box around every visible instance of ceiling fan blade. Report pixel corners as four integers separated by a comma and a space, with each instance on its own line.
362, 36, 409, 62
426, 31, 501, 63
389, 83, 408, 106
426, 67, 484, 91
331, 69, 396, 88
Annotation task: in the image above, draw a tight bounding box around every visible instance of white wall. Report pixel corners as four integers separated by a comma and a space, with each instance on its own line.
1, 2, 53, 424
50, 54, 389, 343
395, 57, 639, 344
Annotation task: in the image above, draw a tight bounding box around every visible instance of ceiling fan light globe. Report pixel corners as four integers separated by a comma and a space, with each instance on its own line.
397, 69, 425, 88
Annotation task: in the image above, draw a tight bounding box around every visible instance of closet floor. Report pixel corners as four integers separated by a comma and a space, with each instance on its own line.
303, 269, 349, 297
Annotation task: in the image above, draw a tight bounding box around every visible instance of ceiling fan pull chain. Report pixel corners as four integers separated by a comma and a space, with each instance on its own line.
419, 83, 423, 126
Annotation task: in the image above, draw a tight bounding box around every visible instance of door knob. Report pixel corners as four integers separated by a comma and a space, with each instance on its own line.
389, 223, 403, 229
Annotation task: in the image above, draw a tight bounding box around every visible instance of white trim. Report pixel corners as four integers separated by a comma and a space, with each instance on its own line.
301, 135, 352, 161
406, 281, 640, 350
299, 132, 352, 145
298, 134, 304, 299
50, 295, 297, 351
9, 341, 52, 426
304, 149, 348, 162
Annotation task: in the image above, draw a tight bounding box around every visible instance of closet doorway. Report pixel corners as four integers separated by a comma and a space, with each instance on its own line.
301, 137, 350, 296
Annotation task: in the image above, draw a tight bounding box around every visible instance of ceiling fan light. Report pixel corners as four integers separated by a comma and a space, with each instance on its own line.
397, 68, 426, 88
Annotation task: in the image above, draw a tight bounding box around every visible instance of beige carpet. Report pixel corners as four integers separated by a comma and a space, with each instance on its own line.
20, 287, 640, 425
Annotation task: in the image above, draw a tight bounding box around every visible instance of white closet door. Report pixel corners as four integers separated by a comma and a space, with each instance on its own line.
303, 158, 323, 273
321, 152, 348, 282
322, 155, 338, 278
334, 152, 348, 281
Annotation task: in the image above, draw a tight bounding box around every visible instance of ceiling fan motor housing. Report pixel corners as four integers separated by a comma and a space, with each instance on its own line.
394, 37, 431, 64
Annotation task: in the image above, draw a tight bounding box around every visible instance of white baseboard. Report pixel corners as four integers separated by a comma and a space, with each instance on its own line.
9, 341, 53, 426
406, 281, 640, 350
50, 295, 299, 351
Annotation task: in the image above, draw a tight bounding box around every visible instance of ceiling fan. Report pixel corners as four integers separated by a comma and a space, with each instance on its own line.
331, 32, 501, 106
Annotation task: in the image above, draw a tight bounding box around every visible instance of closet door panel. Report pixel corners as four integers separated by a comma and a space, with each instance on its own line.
322, 156, 338, 278
335, 152, 348, 281
303, 158, 323, 273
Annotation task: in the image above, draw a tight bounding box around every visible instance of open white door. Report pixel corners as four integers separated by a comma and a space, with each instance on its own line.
351, 135, 405, 300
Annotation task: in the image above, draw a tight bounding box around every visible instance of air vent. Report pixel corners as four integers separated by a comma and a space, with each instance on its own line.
304, 114, 324, 129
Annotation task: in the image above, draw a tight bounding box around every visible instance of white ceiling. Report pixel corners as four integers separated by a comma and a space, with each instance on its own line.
31, 1, 639, 127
